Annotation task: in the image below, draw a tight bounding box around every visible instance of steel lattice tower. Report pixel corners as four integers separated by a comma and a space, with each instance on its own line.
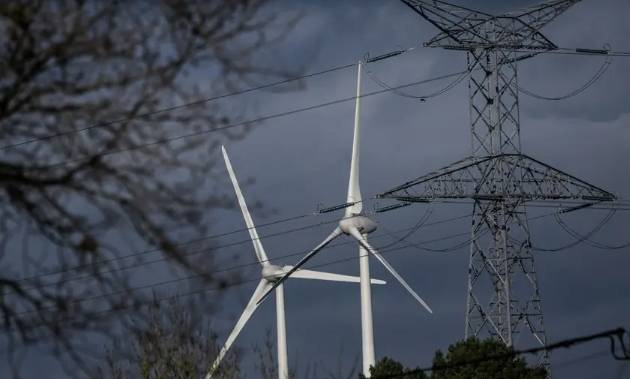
378, 0, 615, 370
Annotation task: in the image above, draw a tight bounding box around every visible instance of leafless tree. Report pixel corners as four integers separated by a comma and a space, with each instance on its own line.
97, 298, 241, 379
98, 303, 358, 379
0, 0, 297, 375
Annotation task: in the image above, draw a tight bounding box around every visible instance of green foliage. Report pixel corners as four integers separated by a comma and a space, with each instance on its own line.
362, 338, 547, 379
430, 338, 547, 379
361, 357, 427, 379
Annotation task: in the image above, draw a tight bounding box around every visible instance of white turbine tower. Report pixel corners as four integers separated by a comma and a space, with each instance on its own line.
206, 146, 386, 379
260, 61, 433, 378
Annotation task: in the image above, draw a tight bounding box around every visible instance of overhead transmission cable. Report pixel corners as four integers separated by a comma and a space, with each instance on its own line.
7, 228, 475, 327
16, 201, 618, 310
14, 194, 630, 285
529, 207, 617, 252
10, 213, 358, 294
15, 196, 630, 293
2, 44, 629, 154
363, 52, 469, 101
0, 46, 422, 152
14, 212, 313, 283
0, 62, 352, 151
369, 328, 630, 378
34, 70, 470, 170
8, 212, 473, 296
394, 198, 630, 212
379, 201, 630, 254
518, 49, 613, 101
385, 227, 486, 254
9, 205, 630, 329
15, 191, 482, 287
533, 47, 630, 58
376, 203, 434, 250
554, 210, 630, 250
365, 68, 468, 101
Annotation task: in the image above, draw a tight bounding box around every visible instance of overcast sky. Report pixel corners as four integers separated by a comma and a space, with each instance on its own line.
7, 0, 630, 378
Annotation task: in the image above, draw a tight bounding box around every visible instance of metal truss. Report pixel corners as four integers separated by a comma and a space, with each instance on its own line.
380, 154, 615, 203
400, 0, 580, 51
387, 0, 609, 372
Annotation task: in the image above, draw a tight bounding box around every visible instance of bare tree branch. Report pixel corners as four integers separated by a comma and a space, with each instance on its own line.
0, 0, 298, 375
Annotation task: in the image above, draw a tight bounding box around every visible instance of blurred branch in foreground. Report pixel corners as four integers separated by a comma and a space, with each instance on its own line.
0, 0, 298, 375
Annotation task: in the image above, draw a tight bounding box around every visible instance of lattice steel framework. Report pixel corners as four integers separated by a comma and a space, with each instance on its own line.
381, 0, 615, 370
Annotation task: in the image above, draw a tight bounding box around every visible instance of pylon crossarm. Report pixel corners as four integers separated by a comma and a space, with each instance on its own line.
428, 17, 557, 51
400, 0, 493, 47
378, 154, 616, 203
502, 0, 583, 32
401, 0, 581, 51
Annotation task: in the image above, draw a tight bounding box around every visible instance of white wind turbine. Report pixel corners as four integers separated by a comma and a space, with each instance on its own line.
260, 61, 433, 378
206, 146, 386, 379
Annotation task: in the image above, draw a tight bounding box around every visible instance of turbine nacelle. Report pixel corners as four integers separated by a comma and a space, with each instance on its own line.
339, 215, 377, 235
262, 264, 290, 282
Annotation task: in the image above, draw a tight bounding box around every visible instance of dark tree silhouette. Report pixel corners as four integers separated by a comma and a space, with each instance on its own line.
97, 299, 240, 379
363, 338, 547, 379
430, 338, 547, 379
0, 0, 296, 375
362, 357, 426, 379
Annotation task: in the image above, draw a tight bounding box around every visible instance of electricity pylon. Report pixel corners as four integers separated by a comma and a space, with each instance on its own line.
379, 0, 615, 370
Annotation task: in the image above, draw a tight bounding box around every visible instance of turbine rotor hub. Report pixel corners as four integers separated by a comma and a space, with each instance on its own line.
261, 264, 284, 282
339, 215, 377, 235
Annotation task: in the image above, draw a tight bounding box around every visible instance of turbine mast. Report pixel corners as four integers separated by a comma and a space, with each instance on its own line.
276, 284, 289, 379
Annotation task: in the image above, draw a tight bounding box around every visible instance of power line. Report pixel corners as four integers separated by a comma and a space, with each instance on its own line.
518, 53, 613, 101
398, 201, 630, 252
33, 70, 468, 169
0, 63, 354, 151
485, 46, 630, 58
8, 206, 630, 332
395, 198, 630, 212
529, 208, 617, 252
0, 45, 426, 152
370, 328, 630, 378
364, 65, 468, 101
14, 212, 313, 283
8, 192, 475, 291
377, 202, 622, 254
540, 48, 630, 58
13, 203, 617, 318
10, 216, 344, 295
6, 228, 473, 330
9, 212, 473, 297
554, 210, 630, 250
2, 45, 629, 153
376, 204, 435, 250
14, 196, 630, 294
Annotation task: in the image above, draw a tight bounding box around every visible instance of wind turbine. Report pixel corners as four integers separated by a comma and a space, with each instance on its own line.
260, 61, 433, 378
206, 146, 386, 379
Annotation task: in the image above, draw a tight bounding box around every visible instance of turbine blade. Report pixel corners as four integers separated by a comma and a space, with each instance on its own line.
287, 267, 386, 285
348, 228, 433, 314
256, 227, 343, 305
222, 146, 269, 265
345, 62, 363, 216
205, 279, 272, 379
